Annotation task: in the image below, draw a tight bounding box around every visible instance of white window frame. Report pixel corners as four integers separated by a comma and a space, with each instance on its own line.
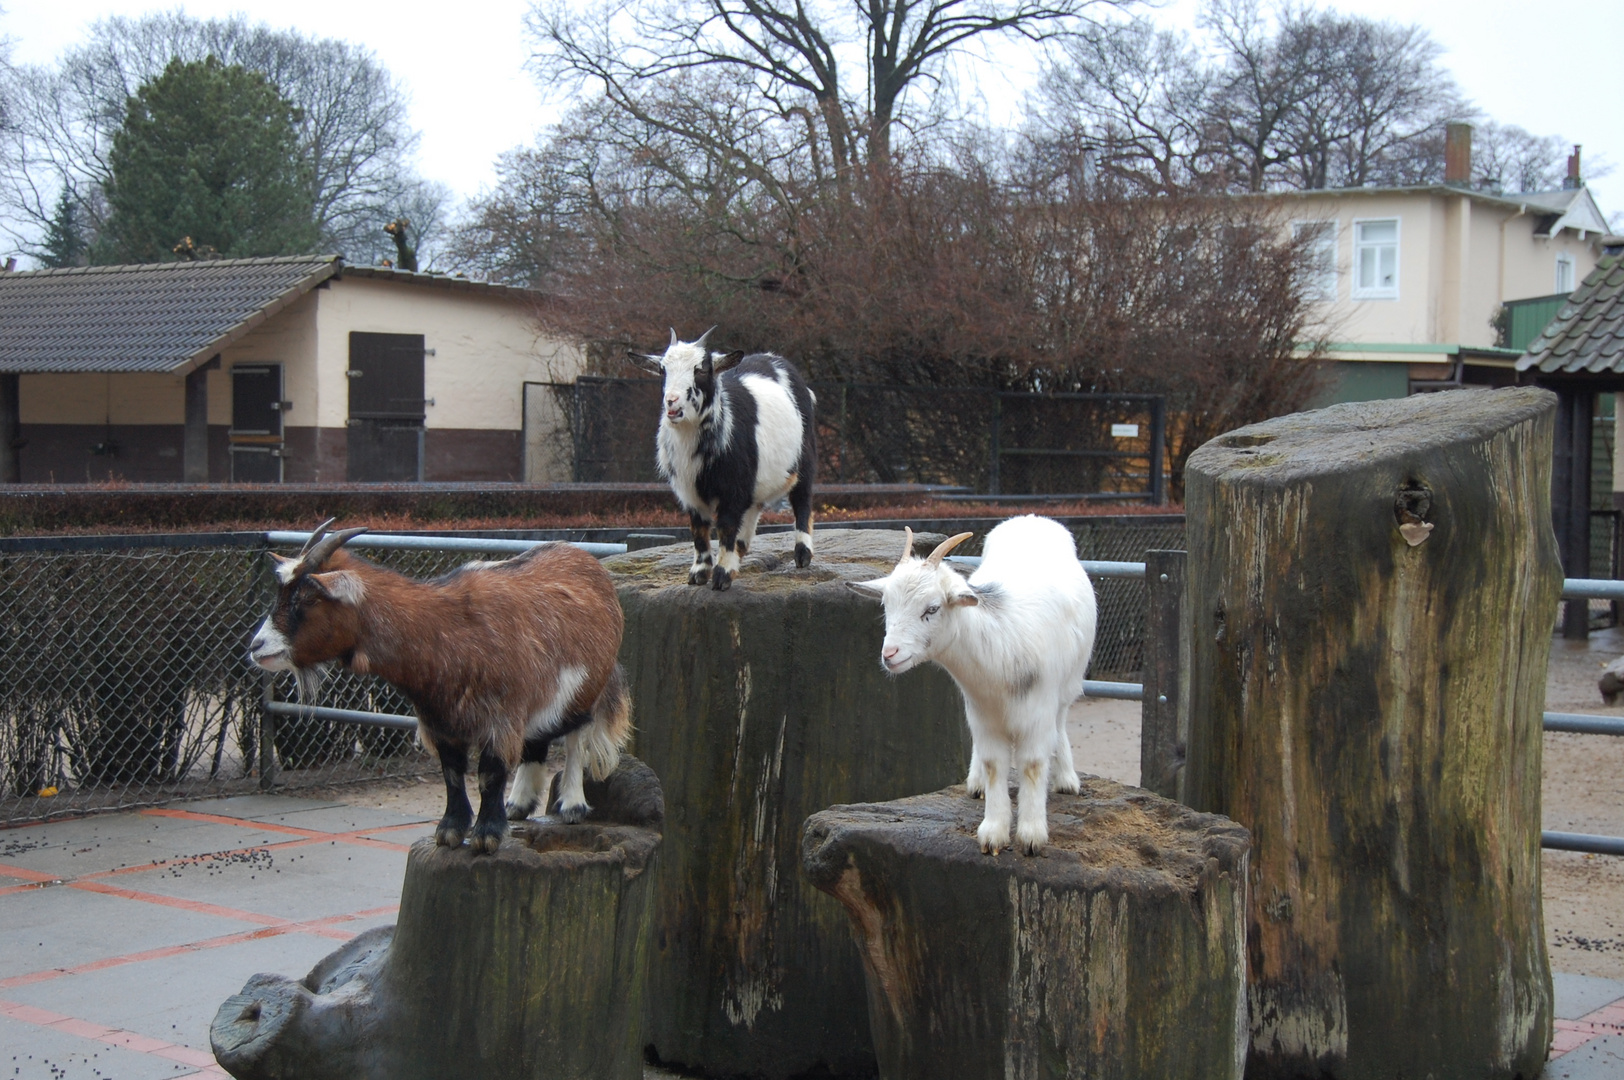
1351, 216, 1401, 300
1292, 219, 1338, 302
1556, 252, 1576, 294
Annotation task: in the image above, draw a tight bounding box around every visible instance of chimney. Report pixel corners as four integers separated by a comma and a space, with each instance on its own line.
1444, 122, 1473, 186
1566, 145, 1582, 189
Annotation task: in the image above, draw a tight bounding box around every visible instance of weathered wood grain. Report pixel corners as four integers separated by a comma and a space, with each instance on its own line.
607, 529, 971, 1079
803, 781, 1252, 1080
1182, 388, 1561, 1078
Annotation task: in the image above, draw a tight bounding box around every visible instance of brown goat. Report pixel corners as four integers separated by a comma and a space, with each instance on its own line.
249, 522, 630, 854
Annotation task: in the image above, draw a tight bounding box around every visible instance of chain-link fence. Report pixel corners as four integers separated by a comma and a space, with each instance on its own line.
0, 521, 1183, 825
0, 536, 453, 827
570, 378, 1166, 498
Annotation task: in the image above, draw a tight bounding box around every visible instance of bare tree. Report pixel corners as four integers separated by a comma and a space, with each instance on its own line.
0, 12, 436, 263
1470, 121, 1575, 194
526, 0, 1135, 179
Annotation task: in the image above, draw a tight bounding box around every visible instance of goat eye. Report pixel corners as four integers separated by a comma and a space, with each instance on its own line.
923, 604, 940, 618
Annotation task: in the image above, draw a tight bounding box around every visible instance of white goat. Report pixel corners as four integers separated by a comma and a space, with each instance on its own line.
848, 516, 1097, 854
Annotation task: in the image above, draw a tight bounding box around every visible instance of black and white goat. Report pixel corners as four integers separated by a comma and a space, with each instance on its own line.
637, 329, 816, 590
848, 516, 1097, 855
248, 522, 632, 854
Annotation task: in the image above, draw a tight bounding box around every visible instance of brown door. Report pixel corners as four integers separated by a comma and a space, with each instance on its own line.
230, 364, 284, 482
347, 332, 426, 482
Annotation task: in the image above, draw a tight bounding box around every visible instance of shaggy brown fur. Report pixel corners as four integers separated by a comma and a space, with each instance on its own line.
256, 539, 629, 853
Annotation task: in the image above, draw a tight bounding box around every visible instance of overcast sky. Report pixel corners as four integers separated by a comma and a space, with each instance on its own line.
4, 0, 1621, 221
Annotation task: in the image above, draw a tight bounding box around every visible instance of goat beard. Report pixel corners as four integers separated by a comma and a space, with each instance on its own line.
292, 663, 331, 704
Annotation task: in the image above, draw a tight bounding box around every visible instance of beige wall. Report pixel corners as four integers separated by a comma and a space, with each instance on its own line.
20, 372, 185, 425
207, 290, 319, 426
1287, 191, 1602, 349
310, 277, 583, 431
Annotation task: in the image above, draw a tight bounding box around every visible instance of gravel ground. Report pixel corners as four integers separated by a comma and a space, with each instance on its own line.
307, 635, 1623, 983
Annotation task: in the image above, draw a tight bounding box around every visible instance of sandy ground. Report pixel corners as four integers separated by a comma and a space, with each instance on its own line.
309, 637, 1623, 982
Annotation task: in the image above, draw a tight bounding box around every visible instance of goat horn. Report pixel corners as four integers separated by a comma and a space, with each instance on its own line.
299, 517, 337, 557
695, 325, 716, 348
669, 328, 679, 348
299, 526, 368, 572
925, 532, 974, 567
899, 526, 914, 564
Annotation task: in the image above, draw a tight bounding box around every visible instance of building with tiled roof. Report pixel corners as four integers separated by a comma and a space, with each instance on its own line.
0, 256, 581, 483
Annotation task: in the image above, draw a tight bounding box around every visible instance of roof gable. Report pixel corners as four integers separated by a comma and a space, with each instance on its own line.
1516, 254, 1624, 375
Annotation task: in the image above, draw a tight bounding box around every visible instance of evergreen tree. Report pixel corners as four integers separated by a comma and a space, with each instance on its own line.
39, 191, 88, 267
100, 56, 318, 263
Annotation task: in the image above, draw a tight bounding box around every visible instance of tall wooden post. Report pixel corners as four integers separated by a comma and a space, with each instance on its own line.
1140, 548, 1186, 800
1183, 388, 1559, 1078
1551, 386, 1594, 638
184, 357, 218, 483
609, 530, 968, 1079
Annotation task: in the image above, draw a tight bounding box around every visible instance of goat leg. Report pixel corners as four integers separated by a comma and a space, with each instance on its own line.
790, 469, 815, 569
435, 743, 474, 848
505, 734, 553, 821
712, 512, 743, 591
470, 748, 509, 855
688, 511, 713, 586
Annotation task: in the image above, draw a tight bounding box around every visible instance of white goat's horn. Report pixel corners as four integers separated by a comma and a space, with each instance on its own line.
299, 517, 337, 557
298, 527, 368, 572
899, 526, 914, 564
925, 532, 974, 567
695, 325, 716, 348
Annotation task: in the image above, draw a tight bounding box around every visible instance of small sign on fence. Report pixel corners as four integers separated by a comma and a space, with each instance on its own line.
1111, 423, 1140, 438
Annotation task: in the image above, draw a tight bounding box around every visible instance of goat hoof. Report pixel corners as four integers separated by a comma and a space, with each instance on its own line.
977, 821, 1009, 855
505, 798, 538, 822
688, 567, 711, 586
1017, 824, 1048, 855
469, 828, 503, 855
710, 567, 732, 591
434, 825, 466, 848
1052, 771, 1081, 795
794, 543, 812, 569
557, 801, 590, 824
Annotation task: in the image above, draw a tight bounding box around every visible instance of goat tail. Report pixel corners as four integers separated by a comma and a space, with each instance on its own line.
579, 663, 633, 781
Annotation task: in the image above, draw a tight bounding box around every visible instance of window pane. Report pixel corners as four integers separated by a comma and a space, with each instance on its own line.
1358, 220, 1397, 244
1379, 247, 1396, 288
1358, 247, 1376, 289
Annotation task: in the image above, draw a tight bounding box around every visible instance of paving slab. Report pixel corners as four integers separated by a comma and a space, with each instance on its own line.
171, 795, 345, 820
234, 804, 434, 834
5, 933, 348, 1060
1555, 972, 1624, 1020
1547, 1034, 1624, 1079
0, 821, 305, 880
103, 839, 408, 923
0, 888, 253, 980
0, 1010, 210, 1080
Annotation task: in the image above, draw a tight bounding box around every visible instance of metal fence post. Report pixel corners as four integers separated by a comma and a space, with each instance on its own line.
259, 671, 279, 790
989, 391, 1002, 495
1140, 549, 1186, 800
1149, 397, 1167, 505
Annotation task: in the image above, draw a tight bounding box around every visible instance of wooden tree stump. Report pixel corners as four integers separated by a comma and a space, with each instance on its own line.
802, 780, 1252, 1080
1182, 388, 1561, 1078
607, 529, 970, 1079
210, 758, 663, 1080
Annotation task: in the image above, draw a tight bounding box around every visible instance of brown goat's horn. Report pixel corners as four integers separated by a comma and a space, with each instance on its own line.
299, 527, 367, 572
299, 517, 337, 557
899, 526, 915, 564
925, 532, 974, 567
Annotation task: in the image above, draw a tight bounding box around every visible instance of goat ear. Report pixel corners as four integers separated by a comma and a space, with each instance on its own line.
846, 579, 886, 598
712, 350, 744, 374
307, 570, 365, 605
267, 551, 300, 584
627, 349, 664, 375
950, 589, 980, 607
